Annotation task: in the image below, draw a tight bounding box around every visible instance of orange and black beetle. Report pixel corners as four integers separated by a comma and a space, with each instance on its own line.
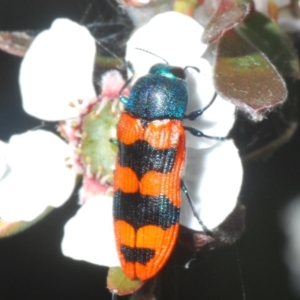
113, 63, 218, 281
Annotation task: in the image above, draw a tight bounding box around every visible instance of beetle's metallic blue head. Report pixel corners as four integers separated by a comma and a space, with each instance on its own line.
121, 64, 188, 120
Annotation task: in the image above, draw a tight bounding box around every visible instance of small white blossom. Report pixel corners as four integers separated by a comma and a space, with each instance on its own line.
62, 195, 120, 267
62, 12, 243, 266
19, 18, 96, 121
0, 130, 76, 222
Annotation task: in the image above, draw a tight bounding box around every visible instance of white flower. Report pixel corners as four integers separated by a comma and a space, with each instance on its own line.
62, 195, 120, 267
19, 18, 96, 121
0, 130, 76, 222
62, 12, 243, 266
0, 19, 96, 224
0, 12, 243, 268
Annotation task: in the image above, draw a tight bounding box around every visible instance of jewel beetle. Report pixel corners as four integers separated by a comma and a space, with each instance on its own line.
113, 62, 221, 281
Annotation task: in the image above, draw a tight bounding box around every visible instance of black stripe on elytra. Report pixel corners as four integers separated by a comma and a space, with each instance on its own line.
118, 140, 177, 180
121, 245, 155, 265
114, 190, 180, 231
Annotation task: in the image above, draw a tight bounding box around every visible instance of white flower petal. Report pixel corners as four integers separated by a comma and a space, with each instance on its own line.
180, 140, 243, 230
126, 12, 207, 78
0, 130, 76, 222
62, 195, 120, 267
19, 18, 96, 121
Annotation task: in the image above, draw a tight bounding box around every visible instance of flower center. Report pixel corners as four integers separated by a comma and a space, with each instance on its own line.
79, 99, 122, 185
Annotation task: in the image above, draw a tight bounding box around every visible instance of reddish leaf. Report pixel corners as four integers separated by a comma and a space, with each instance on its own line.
202, 0, 251, 44
0, 220, 28, 237
214, 29, 287, 119
0, 207, 53, 238
0, 31, 34, 57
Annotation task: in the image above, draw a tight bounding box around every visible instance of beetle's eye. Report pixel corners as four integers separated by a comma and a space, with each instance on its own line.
170, 67, 186, 80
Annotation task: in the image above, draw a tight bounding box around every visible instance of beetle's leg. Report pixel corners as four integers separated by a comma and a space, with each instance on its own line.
184, 92, 217, 120
184, 92, 228, 140
181, 180, 212, 236
184, 126, 227, 141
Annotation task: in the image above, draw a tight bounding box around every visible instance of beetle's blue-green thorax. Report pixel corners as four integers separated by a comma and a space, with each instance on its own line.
120, 64, 188, 120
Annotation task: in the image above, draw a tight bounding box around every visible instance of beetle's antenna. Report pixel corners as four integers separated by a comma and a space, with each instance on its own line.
134, 47, 169, 64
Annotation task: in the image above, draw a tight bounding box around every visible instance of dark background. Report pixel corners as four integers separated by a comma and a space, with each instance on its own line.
0, 1, 300, 299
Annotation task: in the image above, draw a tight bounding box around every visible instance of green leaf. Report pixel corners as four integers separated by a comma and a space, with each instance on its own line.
107, 267, 144, 296
235, 10, 300, 77
202, 0, 251, 44
214, 29, 287, 118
